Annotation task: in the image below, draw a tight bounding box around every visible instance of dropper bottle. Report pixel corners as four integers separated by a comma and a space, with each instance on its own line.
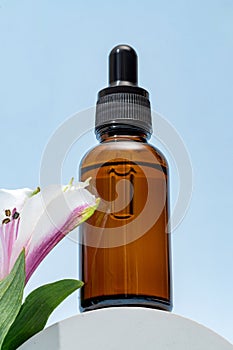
79, 44, 172, 312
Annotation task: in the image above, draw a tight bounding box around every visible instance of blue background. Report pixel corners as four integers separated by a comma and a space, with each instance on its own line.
0, 0, 232, 343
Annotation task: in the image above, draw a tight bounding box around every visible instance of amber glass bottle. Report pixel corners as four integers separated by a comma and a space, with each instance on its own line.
79, 45, 172, 312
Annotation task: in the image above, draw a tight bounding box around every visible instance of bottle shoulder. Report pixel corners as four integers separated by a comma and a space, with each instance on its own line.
80, 140, 168, 169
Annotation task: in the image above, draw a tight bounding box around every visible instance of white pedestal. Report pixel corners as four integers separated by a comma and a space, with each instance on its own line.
19, 308, 232, 349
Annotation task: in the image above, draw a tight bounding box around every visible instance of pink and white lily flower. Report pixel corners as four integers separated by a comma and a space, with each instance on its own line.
0, 179, 98, 283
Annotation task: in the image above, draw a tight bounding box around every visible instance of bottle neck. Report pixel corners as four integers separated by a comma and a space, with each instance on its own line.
96, 124, 149, 143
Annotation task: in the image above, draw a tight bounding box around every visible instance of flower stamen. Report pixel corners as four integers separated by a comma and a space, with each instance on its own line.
2, 218, 10, 224
5, 209, 11, 217
30, 187, 41, 197
12, 211, 20, 220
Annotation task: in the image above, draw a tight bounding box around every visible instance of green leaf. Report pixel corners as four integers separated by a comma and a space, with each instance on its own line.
2, 279, 83, 350
0, 251, 25, 348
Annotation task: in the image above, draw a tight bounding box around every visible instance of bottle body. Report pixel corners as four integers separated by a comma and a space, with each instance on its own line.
79, 130, 172, 311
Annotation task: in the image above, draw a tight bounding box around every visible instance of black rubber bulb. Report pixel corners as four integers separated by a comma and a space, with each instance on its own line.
109, 45, 138, 86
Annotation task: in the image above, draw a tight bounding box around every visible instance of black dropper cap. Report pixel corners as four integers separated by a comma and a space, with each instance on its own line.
95, 44, 152, 136
109, 45, 138, 86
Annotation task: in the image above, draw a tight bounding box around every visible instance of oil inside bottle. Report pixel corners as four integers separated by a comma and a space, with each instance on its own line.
80, 154, 171, 311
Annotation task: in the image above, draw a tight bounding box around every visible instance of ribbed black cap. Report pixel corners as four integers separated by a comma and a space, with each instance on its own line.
95, 45, 152, 136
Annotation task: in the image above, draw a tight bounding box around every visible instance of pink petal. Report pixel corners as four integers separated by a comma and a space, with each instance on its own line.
25, 203, 94, 282
0, 225, 8, 279
18, 185, 96, 282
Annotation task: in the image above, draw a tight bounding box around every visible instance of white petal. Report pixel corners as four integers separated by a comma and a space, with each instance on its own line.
27, 187, 96, 252
0, 188, 33, 221
10, 183, 96, 271
25, 186, 96, 281
9, 184, 63, 264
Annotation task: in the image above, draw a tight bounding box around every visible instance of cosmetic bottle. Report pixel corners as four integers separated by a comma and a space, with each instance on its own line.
80, 45, 172, 312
